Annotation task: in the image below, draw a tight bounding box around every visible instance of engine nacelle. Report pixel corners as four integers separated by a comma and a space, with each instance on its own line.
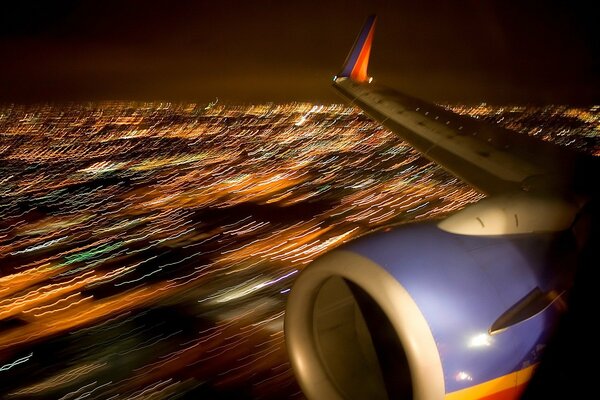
285, 222, 573, 399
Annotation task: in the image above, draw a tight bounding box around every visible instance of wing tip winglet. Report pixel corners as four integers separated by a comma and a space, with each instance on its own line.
337, 15, 377, 83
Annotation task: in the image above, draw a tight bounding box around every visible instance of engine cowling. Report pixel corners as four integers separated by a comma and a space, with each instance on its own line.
284, 221, 573, 399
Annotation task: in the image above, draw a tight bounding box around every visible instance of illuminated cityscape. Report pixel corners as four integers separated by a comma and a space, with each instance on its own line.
445, 104, 600, 156
0, 102, 597, 398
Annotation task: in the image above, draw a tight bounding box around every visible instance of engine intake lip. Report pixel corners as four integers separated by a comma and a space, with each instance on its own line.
285, 250, 445, 400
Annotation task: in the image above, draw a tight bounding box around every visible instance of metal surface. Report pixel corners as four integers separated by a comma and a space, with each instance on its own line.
438, 192, 579, 235
333, 78, 594, 196
344, 222, 569, 393
285, 221, 575, 397
285, 249, 445, 399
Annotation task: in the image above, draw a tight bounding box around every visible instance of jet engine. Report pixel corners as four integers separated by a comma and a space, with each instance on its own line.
284, 221, 574, 399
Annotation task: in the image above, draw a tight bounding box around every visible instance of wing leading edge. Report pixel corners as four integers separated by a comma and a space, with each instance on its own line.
334, 15, 596, 197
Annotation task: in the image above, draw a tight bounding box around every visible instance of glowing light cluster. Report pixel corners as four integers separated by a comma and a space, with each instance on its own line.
0, 101, 593, 398
444, 103, 599, 155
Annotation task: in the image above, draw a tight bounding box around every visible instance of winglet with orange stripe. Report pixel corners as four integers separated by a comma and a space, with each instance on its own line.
337, 15, 376, 83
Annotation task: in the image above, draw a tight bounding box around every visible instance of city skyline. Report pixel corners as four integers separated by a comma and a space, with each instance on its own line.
0, 102, 596, 398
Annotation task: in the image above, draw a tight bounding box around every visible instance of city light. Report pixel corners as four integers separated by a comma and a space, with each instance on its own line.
0, 101, 597, 398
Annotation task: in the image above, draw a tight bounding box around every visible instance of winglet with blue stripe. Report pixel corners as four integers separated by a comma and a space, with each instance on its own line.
337, 15, 377, 83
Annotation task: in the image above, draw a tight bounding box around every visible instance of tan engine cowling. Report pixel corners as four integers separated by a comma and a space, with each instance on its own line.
284, 250, 445, 400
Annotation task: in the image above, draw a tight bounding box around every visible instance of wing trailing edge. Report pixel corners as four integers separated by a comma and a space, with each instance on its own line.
333, 16, 597, 198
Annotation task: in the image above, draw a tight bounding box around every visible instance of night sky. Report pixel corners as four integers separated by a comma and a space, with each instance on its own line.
1, 1, 597, 104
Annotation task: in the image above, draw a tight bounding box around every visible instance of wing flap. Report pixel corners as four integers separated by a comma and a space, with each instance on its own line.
334, 78, 584, 195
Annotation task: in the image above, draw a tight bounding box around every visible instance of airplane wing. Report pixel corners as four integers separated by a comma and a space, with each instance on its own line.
285, 15, 598, 400
333, 15, 595, 197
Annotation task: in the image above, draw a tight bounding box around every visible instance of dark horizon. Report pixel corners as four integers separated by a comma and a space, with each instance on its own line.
1, 1, 597, 105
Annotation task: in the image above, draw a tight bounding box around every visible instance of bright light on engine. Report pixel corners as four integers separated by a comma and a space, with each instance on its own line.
468, 332, 492, 347
456, 371, 473, 382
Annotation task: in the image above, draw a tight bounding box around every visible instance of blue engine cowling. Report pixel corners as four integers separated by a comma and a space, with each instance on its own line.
284, 221, 574, 400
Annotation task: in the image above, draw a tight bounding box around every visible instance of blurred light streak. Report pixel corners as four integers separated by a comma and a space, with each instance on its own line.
0, 101, 593, 398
